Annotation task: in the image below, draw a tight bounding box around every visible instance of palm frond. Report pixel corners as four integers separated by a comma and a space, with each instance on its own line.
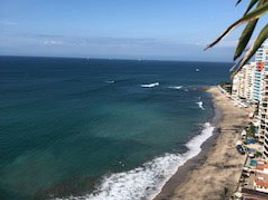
244, 0, 260, 15
236, 0, 243, 6
205, 3, 268, 50
238, 23, 268, 70
234, 20, 258, 60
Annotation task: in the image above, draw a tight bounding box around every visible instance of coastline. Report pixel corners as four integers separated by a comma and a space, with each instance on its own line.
154, 86, 251, 200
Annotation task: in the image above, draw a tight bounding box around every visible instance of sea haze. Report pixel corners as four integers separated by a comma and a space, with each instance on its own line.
0, 57, 230, 200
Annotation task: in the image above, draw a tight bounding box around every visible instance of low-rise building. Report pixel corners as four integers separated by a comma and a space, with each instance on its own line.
254, 165, 268, 193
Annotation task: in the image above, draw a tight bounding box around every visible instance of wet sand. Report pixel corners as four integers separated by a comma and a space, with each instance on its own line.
154, 86, 251, 200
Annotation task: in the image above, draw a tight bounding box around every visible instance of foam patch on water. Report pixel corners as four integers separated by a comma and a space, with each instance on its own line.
105, 80, 115, 84
196, 101, 205, 110
53, 123, 214, 200
141, 82, 159, 88
168, 86, 183, 90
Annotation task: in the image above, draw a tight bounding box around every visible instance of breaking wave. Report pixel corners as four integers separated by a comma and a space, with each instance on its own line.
196, 101, 205, 110
168, 86, 183, 90
141, 82, 159, 88
53, 123, 214, 200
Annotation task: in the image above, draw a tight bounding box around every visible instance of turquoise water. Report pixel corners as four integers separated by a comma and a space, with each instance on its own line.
0, 57, 230, 200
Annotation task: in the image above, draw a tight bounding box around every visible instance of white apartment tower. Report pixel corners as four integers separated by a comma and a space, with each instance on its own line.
232, 63, 254, 100
256, 41, 268, 157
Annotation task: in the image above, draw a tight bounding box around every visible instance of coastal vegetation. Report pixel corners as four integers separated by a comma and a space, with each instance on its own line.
246, 122, 256, 138
206, 0, 268, 74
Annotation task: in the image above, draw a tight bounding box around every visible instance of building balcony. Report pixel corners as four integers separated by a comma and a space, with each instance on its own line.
262, 101, 268, 105
262, 107, 268, 112
264, 144, 268, 152
264, 151, 268, 158
265, 138, 268, 145
265, 134, 268, 142
260, 107, 267, 112
259, 132, 265, 140
260, 133, 265, 138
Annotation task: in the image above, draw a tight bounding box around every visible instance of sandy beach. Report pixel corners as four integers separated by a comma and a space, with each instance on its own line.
154, 86, 251, 200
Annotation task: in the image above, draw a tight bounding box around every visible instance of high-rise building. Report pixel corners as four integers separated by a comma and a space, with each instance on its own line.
252, 62, 266, 102
232, 63, 254, 101
231, 40, 268, 155
255, 41, 268, 155
259, 73, 268, 147
244, 63, 254, 100
232, 68, 244, 97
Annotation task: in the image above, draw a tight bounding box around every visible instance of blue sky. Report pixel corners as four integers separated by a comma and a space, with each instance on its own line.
0, 0, 262, 61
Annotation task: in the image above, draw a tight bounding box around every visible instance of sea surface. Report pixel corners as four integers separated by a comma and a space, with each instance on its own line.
0, 57, 230, 200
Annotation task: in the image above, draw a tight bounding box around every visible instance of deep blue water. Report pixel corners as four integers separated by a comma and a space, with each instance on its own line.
0, 57, 231, 200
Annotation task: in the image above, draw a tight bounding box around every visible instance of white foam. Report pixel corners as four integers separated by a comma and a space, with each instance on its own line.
168, 86, 183, 90
141, 82, 159, 88
196, 101, 205, 110
105, 80, 115, 84
53, 123, 214, 200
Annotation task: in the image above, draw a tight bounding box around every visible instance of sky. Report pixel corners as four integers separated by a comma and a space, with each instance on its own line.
0, 0, 263, 61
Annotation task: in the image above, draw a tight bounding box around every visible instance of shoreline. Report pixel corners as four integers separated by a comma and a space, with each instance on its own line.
154, 86, 251, 200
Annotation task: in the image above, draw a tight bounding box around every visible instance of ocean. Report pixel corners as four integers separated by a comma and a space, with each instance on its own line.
0, 57, 230, 200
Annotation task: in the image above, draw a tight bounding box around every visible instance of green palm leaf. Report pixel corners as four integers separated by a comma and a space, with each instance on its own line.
234, 20, 258, 60
244, 0, 260, 15
237, 23, 268, 72
236, 0, 243, 6
205, 3, 268, 50
234, 0, 265, 60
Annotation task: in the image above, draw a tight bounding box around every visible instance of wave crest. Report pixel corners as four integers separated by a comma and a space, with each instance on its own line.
141, 82, 159, 88
196, 101, 205, 110
168, 86, 183, 90
53, 123, 214, 200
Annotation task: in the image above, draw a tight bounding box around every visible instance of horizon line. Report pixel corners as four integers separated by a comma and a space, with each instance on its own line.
0, 54, 234, 64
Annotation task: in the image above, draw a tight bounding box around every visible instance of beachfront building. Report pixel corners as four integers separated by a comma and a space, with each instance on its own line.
253, 63, 267, 103
252, 62, 266, 102
231, 40, 268, 157
232, 63, 255, 101
233, 41, 268, 102
232, 68, 244, 97
253, 164, 268, 193
255, 41, 268, 149
244, 63, 255, 100
253, 41, 268, 102
232, 62, 255, 102
254, 174, 268, 194
258, 73, 268, 145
